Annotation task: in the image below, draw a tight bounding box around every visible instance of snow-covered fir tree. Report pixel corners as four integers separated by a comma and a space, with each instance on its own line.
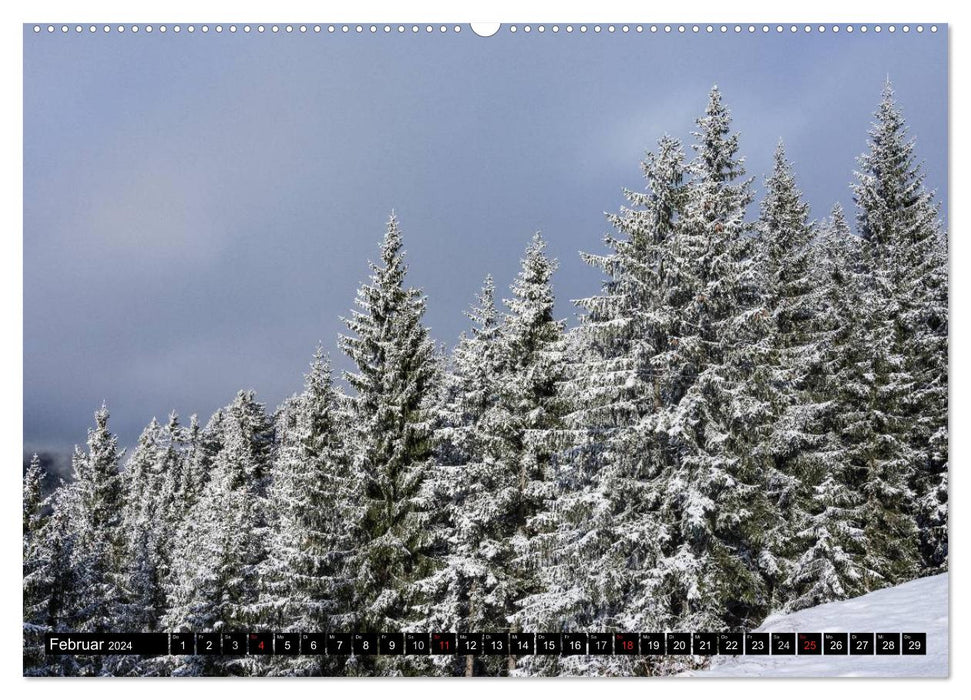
164, 391, 273, 676
417, 275, 517, 676
853, 81, 948, 577
24, 484, 81, 676
257, 349, 355, 676
749, 142, 831, 609
69, 411, 125, 617
516, 136, 688, 676
117, 420, 166, 634
636, 86, 771, 633
339, 214, 439, 675
846, 82, 945, 588
784, 205, 868, 610
45, 406, 126, 675
24, 454, 44, 543
23, 455, 47, 673
496, 233, 568, 675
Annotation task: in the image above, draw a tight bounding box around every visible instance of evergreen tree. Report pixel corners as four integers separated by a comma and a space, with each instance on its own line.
496, 234, 567, 675
848, 82, 946, 586
178, 414, 208, 508
153, 414, 188, 597
24, 454, 44, 540
165, 391, 273, 676
258, 349, 354, 676
70, 408, 125, 628
417, 276, 509, 676
115, 421, 167, 646
339, 214, 439, 675
639, 86, 770, 632
24, 484, 81, 675
44, 406, 126, 675
784, 205, 868, 609
114, 413, 187, 670
853, 81, 947, 576
23, 455, 48, 673
518, 137, 687, 676
750, 143, 831, 608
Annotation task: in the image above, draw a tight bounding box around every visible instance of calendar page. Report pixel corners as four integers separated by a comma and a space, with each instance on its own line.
22, 16, 948, 680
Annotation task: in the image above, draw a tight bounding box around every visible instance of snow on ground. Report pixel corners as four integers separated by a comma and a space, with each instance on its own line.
685, 573, 948, 677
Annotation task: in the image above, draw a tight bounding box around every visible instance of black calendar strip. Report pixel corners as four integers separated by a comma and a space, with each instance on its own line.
45, 632, 927, 656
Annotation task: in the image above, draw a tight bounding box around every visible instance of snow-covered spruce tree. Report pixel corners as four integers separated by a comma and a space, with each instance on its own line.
637, 86, 771, 634
24, 454, 45, 542
496, 233, 568, 676
23, 483, 81, 676
71, 413, 125, 608
109, 414, 189, 676
176, 414, 209, 512
784, 205, 868, 610
514, 137, 687, 677
164, 391, 273, 676
48, 406, 126, 675
415, 275, 513, 677
100, 421, 162, 677
853, 81, 947, 577
117, 421, 165, 631
257, 348, 355, 676
153, 414, 190, 595
23, 455, 48, 673
339, 214, 439, 676
750, 142, 831, 609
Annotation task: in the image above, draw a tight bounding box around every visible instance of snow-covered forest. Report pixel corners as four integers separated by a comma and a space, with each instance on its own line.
23, 83, 948, 677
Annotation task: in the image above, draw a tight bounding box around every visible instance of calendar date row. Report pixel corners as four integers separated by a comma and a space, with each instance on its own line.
46, 632, 926, 656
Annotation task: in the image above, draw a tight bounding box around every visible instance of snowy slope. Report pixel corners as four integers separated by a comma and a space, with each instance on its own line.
685, 573, 948, 677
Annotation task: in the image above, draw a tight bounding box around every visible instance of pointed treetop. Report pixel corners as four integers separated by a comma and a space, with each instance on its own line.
505, 232, 561, 347
636, 134, 686, 205
853, 82, 940, 248
87, 402, 121, 457
24, 454, 45, 532
515, 232, 558, 289
873, 79, 906, 141
350, 212, 411, 308
305, 344, 333, 394
465, 274, 499, 336
691, 85, 745, 184
649, 134, 686, 178
768, 140, 793, 185
761, 140, 806, 219
526, 231, 549, 258
381, 211, 405, 269
830, 202, 850, 235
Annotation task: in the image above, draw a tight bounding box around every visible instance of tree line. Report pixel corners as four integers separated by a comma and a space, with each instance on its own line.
23, 83, 947, 677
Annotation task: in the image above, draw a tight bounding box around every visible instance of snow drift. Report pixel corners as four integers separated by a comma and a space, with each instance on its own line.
685, 573, 948, 677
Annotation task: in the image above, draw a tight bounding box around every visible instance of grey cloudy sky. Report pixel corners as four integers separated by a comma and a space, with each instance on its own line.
24, 25, 947, 455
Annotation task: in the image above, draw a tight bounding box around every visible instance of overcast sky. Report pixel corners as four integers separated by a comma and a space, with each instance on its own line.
24, 25, 947, 456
